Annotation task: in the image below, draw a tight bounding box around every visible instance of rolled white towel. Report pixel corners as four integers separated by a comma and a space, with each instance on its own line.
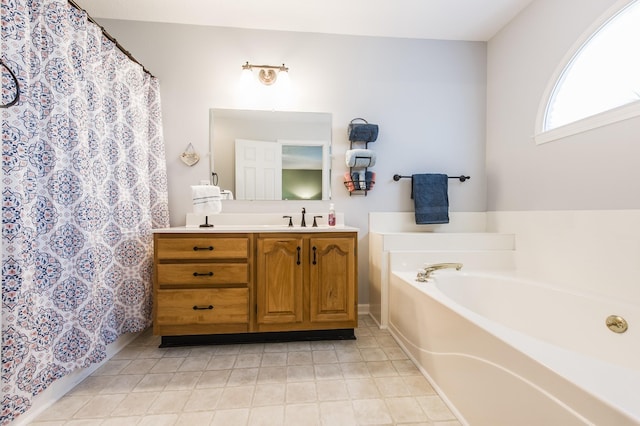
345, 149, 376, 168
191, 185, 222, 214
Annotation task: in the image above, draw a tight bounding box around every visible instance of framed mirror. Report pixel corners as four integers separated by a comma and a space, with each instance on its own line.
209, 109, 332, 200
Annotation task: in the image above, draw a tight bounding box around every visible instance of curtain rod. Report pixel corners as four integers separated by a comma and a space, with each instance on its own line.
67, 0, 155, 78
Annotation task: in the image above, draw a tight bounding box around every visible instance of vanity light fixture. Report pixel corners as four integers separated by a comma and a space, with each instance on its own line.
242, 61, 289, 86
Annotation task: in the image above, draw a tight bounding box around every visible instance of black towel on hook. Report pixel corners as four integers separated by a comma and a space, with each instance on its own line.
411, 174, 449, 224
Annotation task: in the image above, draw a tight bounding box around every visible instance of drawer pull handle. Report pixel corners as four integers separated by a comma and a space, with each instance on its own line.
193, 246, 214, 251
193, 272, 214, 277
193, 305, 214, 310
312, 246, 317, 265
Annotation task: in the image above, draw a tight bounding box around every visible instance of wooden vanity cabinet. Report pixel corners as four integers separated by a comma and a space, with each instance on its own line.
153, 230, 357, 342
153, 233, 253, 336
256, 232, 357, 332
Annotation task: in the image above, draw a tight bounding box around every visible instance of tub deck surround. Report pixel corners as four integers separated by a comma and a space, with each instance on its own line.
368, 212, 515, 328
389, 269, 640, 426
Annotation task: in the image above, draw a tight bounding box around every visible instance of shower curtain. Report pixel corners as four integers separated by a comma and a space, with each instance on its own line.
1, 0, 170, 423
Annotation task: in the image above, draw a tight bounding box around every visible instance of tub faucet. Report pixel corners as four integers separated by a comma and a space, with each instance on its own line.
417, 262, 463, 281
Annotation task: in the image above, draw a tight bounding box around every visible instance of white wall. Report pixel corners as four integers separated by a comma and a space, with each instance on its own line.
486, 0, 640, 211
97, 20, 488, 302
486, 0, 640, 307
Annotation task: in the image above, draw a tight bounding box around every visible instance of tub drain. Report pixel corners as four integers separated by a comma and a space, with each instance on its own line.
605, 315, 628, 333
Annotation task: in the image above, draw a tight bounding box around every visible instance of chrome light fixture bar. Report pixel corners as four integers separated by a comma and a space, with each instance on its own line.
242, 61, 289, 85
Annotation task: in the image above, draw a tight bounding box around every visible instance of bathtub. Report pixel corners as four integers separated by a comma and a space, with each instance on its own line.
388, 269, 640, 426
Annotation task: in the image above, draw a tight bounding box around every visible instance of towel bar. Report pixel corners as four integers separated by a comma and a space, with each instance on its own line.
393, 174, 470, 182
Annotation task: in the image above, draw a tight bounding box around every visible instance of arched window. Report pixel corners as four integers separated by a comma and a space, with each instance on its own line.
536, 0, 640, 144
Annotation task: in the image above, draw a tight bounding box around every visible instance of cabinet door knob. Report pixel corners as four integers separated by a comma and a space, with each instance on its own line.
193, 246, 214, 251
193, 272, 214, 277
192, 305, 214, 310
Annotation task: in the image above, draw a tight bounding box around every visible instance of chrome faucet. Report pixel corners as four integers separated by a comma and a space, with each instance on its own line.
416, 262, 463, 282
301, 207, 306, 227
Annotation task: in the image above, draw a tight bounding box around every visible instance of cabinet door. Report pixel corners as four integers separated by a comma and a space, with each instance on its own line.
309, 236, 357, 323
256, 237, 304, 324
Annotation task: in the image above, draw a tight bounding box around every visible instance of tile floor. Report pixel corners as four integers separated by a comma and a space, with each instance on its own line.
30, 316, 462, 425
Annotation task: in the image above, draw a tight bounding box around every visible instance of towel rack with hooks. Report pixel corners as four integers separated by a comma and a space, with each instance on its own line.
393, 174, 470, 182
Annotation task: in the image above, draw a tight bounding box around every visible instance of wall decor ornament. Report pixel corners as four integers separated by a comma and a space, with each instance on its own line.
180, 143, 200, 166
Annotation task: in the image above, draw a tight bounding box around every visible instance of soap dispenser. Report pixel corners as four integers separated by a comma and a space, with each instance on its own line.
328, 203, 336, 226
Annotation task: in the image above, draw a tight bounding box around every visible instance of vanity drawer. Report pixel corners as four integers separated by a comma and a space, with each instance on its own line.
156, 236, 249, 260
155, 288, 249, 326
157, 263, 249, 286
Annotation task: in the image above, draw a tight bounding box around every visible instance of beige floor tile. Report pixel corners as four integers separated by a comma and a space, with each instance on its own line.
150, 357, 184, 373
31, 316, 462, 425
340, 362, 370, 379
257, 366, 288, 384
260, 351, 288, 367
375, 376, 411, 397
286, 382, 317, 403
287, 351, 313, 365
211, 408, 250, 426
352, 398, 393, 425
206, 354, 237, 370
286, 365, 315, 382
319, 400, 357, 426
35, 395, 92, 421
66, 376, 112, 396
367, 360, 398, 377
146, 390, 191, 414
196, 369, 230, 388
385, 396, 428, 423
183, 388, 223, 412
99, 374, 145, 394
111, 391, 159, 416
345, 378, 381, 400
417, 395, 457, 421
176, 410, 215, 425
313, 363, 342, 380
252, 383, 286, 406
403, 375, 436, 396
92, 360, 131, 376
178, 355, 212, 371
217, 385, 255, 409
336, 348, 363, 363
248, 405, 285, 426
137, 413, 179, 426
360, 347, 388, 361
235, 353, 263, 368
227, 367, 259, 386
73, 394, 127, 419
165, 371, 202, 390
119, 358, 158, 375
316, 379, 349, 401
284, 403, 321, 426
132, 373, 173, 392
101, 416, 142, 425
312, 350, 338, 364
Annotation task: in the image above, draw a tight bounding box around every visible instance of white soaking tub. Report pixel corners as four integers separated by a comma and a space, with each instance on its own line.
388, 269, 640, 426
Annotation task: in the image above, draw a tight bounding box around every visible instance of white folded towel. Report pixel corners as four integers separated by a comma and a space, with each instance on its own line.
345, 149, 376, 168
191, 185, 222, 214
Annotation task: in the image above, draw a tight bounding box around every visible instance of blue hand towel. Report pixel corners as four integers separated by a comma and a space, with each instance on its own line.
411, 174, 449, 224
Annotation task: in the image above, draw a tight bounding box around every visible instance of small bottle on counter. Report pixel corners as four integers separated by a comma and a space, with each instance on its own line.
328, 203, 336, 226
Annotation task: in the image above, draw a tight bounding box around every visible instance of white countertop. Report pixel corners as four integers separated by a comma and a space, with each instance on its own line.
154, 224, 359, 233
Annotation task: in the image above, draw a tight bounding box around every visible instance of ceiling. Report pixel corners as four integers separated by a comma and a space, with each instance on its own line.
72, 0, 534, 41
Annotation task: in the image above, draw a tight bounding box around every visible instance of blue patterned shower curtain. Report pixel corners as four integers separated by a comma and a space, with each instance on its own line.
1, 0, 170, 423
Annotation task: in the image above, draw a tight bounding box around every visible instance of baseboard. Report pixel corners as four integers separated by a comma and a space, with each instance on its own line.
358, 304, 370, 315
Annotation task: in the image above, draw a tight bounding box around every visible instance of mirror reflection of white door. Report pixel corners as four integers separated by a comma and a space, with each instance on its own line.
235, 139, 282, 200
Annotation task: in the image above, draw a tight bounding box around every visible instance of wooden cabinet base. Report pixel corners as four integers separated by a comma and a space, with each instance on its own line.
159, 328, 356, 348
